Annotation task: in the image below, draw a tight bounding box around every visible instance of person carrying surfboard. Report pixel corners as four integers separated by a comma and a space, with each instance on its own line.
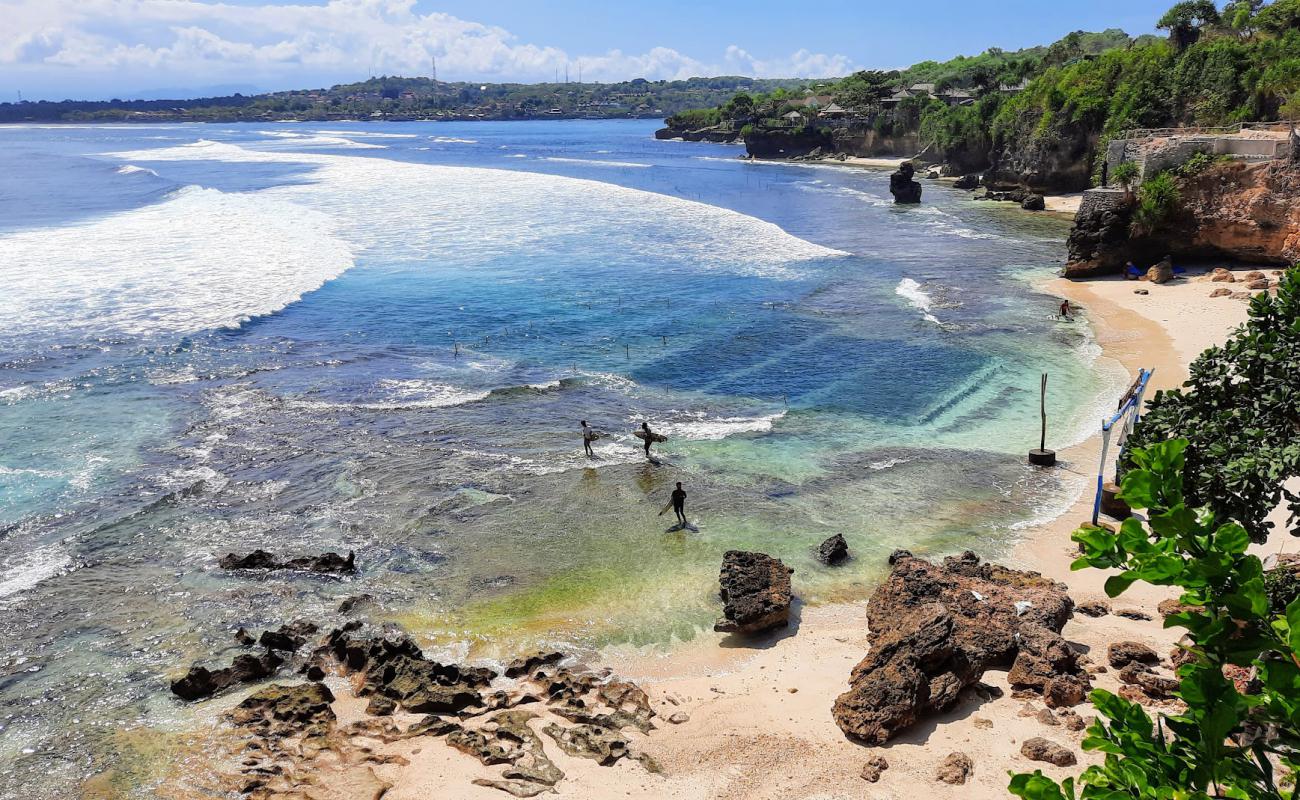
658, 481, 687, 527
637, 421, 658, 458
580, 420, 596, 458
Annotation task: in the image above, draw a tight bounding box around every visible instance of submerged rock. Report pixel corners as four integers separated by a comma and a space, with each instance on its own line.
817, 534, 850, 565
889, 162, 923, 204
832, 551, 1077, 743
219, 549, 356, 574
714, 551, 794, 635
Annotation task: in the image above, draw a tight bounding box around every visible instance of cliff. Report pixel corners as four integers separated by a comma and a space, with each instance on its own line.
1065, 159, 1300, 277
985, 124, 1098, 193
654, 125, 741, 143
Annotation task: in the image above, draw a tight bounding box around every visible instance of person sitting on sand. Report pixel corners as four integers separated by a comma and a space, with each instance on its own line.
1124, 261, 1142, 280
640, 422, 656, 458
659, 481, 687, 526
580, 420, 596, 458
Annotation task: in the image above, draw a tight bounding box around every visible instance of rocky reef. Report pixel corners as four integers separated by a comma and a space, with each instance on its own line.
832, 550, 1086, 744
1066, 159, 1300, 277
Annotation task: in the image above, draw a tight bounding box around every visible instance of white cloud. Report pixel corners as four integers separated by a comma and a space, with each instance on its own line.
0, 0, 856, 98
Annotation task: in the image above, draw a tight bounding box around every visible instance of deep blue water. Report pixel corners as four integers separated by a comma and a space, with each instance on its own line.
0, 119, 1121, 796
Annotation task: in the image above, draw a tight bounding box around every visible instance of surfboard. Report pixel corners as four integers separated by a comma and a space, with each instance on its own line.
633, 430, 668, 443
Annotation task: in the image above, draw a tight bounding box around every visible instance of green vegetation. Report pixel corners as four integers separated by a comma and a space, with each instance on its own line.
1133, 172, 1183, 231
1111, 159, 1141, 188
1009, 433, 1300, 800
1125, 268, 1300, 544
0, 75, 810, 124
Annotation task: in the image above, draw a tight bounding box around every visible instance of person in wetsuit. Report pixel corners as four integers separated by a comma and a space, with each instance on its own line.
658, 481, 687, 527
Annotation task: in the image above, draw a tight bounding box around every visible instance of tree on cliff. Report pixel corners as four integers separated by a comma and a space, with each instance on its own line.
1158, 0, 1223, 50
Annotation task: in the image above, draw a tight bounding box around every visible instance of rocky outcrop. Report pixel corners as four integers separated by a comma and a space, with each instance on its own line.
986, 124, 1098, 193
1066, 160, 1300, 277
1022, 193, 1046, 211
219, 549, 356, 574
714, 551, 793, 635
230, 682, 337, 737
954, 173, 981, 190
654, 125, 739, 143
171, 651, 284, 700
743, 127, 834, 159
890, 162, 923, 204
818, 534, 850, 565
1006, 623, 1091, 709
832, 551, 1079, 744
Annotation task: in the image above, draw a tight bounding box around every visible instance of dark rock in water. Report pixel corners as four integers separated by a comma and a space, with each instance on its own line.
1021, 737, 1077, 767
234, 627, 256, 647
713, 551, 794, 635
504, 651, 565, 678
935, 751, 973, 784
954, 174, 981, 190
219, 549, 355, 574
337, 594, 375, 614
1022, 194, 1046, 211
1108, 641, 1158, 669
889, 162, 923, 204
171, 651, 284, 701
229, 682, 336, 736
817, 534, 850, 565
259, 620, 319, 652
832, 551, 1075, 743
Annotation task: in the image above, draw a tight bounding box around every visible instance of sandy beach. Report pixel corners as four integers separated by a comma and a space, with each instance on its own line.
172, 268, 1288, 800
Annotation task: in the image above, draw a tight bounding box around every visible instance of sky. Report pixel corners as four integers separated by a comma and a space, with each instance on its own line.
2, 0, 1177, 101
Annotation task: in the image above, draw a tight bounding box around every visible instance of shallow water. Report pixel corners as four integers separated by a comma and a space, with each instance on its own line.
0, 119, 1123, 796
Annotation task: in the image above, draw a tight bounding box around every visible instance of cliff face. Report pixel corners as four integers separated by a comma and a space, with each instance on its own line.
986, 126, 1098, 193
1065, 160, 1300, 277
742, 127, 834, 158
827, 128, 922, 159
654, 125, 740, 143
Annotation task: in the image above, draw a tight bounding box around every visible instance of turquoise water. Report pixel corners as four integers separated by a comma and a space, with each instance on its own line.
0, 120, 1121, 795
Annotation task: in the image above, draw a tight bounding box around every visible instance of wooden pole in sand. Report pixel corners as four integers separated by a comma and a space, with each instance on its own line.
1029, 372, 1057, 467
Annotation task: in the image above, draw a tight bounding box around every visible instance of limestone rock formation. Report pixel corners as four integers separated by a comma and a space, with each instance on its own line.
1108, 641, 1158, 669
171, 651, 284, 701
832, 551, 1078, 743
1021, 737, 1077, 767
714, 551, 793, 635
890, 162, 923, 204
935, 751, 974, 784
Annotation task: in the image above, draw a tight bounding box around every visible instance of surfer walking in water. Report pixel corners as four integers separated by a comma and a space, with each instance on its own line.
1058, 299, 1072, 320
638, 422, 657, 458
659, 481, 687, 527
580, 420, 596, 458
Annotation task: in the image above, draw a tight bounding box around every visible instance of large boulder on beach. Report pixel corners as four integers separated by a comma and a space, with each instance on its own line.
1148, 256, 1175, 284
714, 551, 793, 635
1022, 194, 1046, 211
832, 551, 1078, 743
890, 162, 923, 204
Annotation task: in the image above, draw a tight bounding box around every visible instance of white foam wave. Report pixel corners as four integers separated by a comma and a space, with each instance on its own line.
106, 140, 846, 281
648, 410, 785, 441
542, 157, 652, 169
0, 543, 73, 600
504, 153, 528, 158
0, 184, 356, 338
314, 130, 419, 139
116, 164, 158, 176
431, 136, 478, 144
895, 278, 941, 325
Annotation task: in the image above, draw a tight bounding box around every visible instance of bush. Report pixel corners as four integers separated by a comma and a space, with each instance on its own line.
1133, 172, 1181, 232
1111, 159, 1140, 186
1010, 435, 1300, 800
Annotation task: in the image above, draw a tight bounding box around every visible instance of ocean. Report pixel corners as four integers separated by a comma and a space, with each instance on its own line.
0, 119, 1124, 795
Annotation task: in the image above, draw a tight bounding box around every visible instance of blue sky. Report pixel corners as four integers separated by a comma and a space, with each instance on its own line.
5, 0, 1177, 101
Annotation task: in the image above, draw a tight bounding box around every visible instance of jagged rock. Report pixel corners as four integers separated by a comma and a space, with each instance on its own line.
890, 162, 923, 204
954, 174, 981, 190
714, 551, 793, 635
1043, 675, 1091, 708
1247, 278, 1272, 290
1108, 641, 1158, 669
1210, 287, 1234, 297
171, 651, 284, 701
405, 715, 461, 738
219, 549, 356, 574
833, 551, 1075, 743
668, 712, 689, 724
817, 534, 850, 565
1021, 737, 1077, 767
1008, 623, 1089, 694
449, 710, 564, 790
1158, 599, 1204, 618
229, 682, 336, 736
1076, 601, 1109, 618
974, 717, 993, 728
472, 778, 553, 798
542, 722, 633, 766
1022, 194, 1046, 211
337, 594, 375, 614
935, 752, 973, 784
861, 755, 889, 782
259, 620, 319, 652
234, 627, 256, 646
504, 651, 565, 679
1036, 708, 1060, 726
1211, 268, 1236, 282
366, 694, 397, 716
553, 680, 656, 734
1244, 270, 1267, 281
1114, 608, 1153, 621
1119, 664, 1180, 697
1057, 709, 1087, 731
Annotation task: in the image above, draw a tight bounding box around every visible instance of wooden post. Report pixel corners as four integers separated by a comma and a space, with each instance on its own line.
1029, 372, 1057, 467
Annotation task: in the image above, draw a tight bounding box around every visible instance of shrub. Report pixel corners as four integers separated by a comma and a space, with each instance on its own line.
1132, 172, 1181, 232
1111, 159, 1140, 187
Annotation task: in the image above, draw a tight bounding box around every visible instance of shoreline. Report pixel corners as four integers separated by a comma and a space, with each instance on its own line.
163, 269, 1279, 799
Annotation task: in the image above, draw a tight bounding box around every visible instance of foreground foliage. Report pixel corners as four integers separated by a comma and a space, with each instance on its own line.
1009, 438, 1300, 800
1126, 268, 1300, 542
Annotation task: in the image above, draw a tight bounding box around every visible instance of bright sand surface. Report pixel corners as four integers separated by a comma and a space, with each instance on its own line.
222, 268, 1291, 800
